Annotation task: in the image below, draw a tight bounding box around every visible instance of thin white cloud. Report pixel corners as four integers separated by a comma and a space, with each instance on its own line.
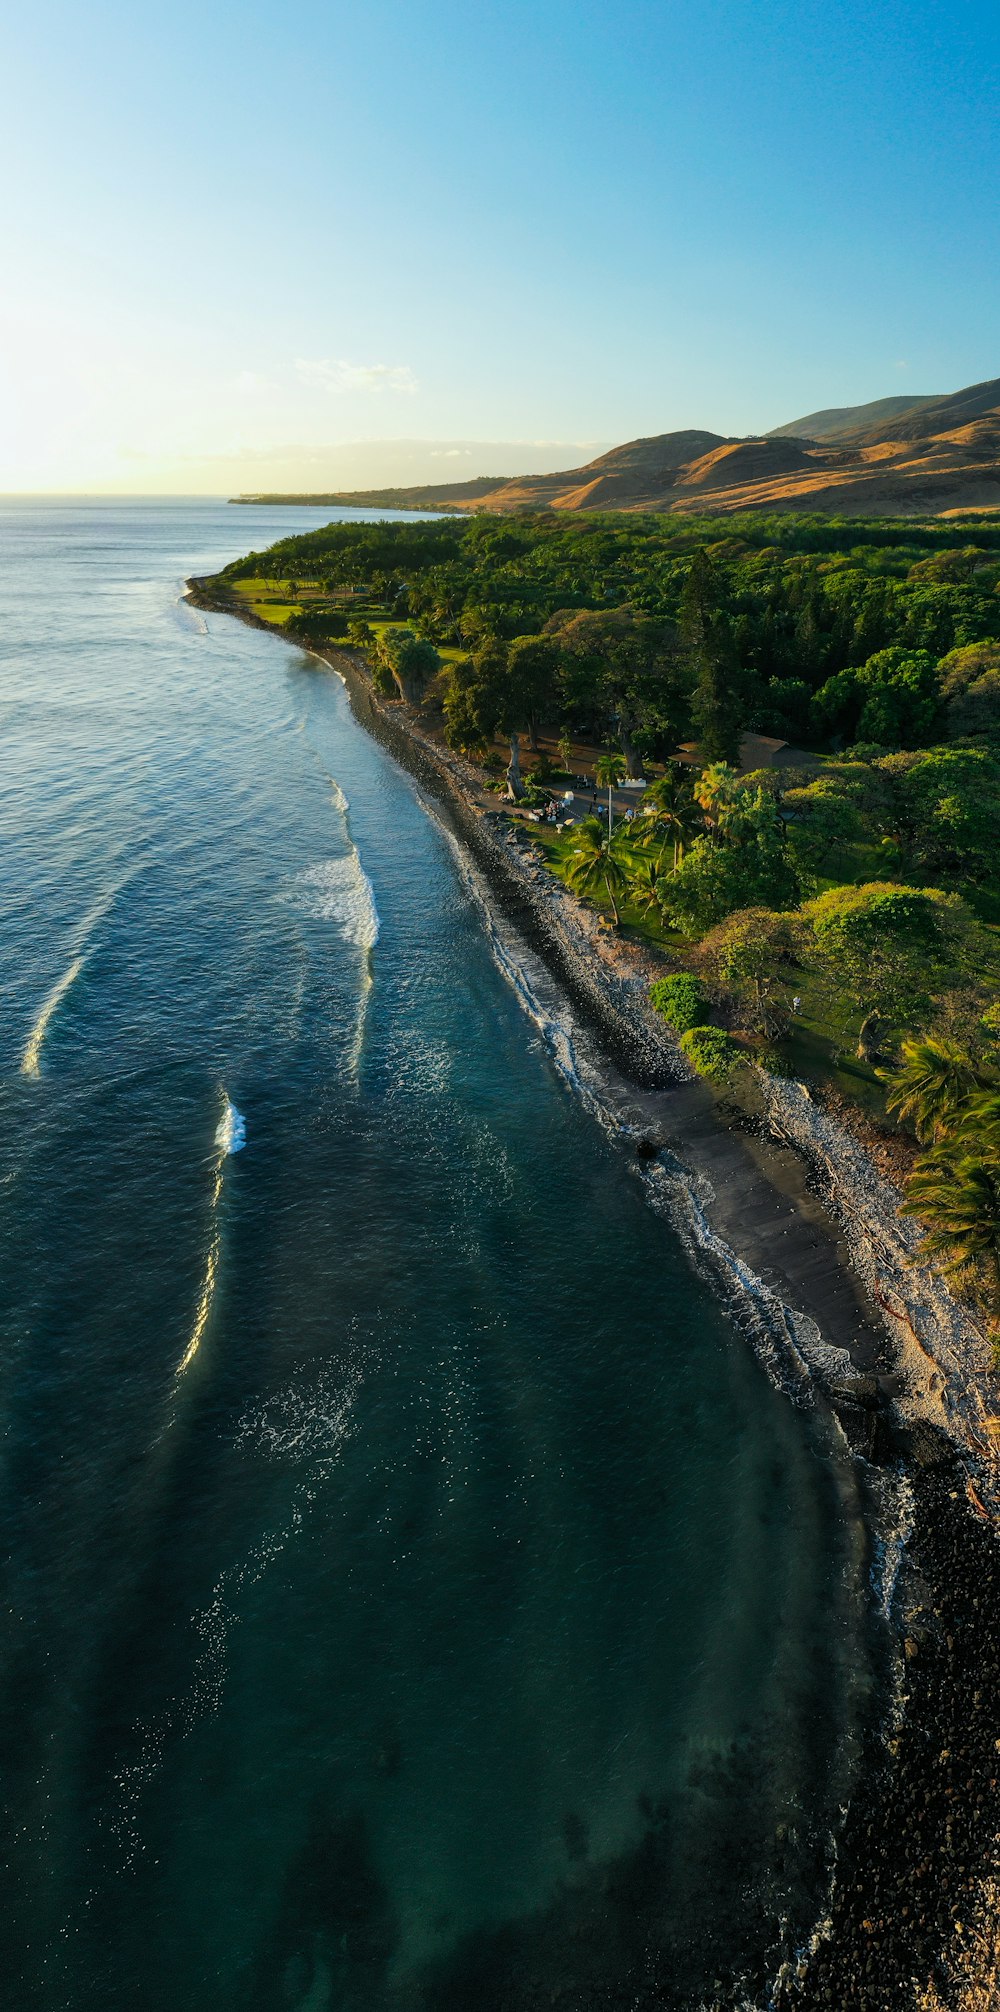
295, 357, 418, 395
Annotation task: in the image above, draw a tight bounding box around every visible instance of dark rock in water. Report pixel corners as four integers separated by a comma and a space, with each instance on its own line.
833, 1372, 882, 1409
634, 1135, 661, 1159
903, 1421, 955, 1468
866, 1408, 903, 1466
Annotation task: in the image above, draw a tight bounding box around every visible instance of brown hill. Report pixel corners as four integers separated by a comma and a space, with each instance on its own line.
238, 376, 1000, 517
770, 393, 940, 442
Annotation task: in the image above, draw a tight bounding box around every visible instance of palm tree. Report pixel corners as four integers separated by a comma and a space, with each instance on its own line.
878, 1038, 986, 1143
953, 1092, 1000, 1154
595, 752, 626, 839
693, 761, 740, 839
638, 775, 697, 872
557, 732, 574, 775
626, 853, 665, 923
901, 1155, 1000, 1313
566, 818, 629, 928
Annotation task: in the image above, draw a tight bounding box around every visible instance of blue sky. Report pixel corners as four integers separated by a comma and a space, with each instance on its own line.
2, 0, 998, 489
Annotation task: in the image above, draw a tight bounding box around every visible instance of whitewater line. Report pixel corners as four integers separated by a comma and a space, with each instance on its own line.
174, 1094, 245, 1379
21, 955, 87, 1079
281, 771, 380, 1081
175, 1217, 221, 1378
20, 869, 143, 1079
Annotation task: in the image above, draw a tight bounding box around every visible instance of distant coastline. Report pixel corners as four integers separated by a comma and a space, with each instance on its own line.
228, 371, 1000, 521
190, 559, 1000, 2008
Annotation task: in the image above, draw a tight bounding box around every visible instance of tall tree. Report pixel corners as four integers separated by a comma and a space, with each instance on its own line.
549, 606, 678, 775
638, 773, 698, 870
505, 634, 563, 751
565, 819, 629, 928
374, 628, 441, 706
443, 638, 545, 797
595, 751, 626, 838
680, 553, 744, 765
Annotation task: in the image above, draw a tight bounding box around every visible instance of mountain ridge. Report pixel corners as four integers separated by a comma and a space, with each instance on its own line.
769, 393, 940, 442
235, 375, 1000, 518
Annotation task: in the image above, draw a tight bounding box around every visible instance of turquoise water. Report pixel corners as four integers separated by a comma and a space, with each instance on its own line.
0, 501, 875, 2008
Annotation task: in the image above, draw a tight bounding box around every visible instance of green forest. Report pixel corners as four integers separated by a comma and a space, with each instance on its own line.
217, 509, 1000, 1329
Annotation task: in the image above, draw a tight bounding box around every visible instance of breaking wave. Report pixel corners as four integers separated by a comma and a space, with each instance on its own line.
21, 872, 138, 1078
290, 854, 380, 953
21, 955, 87, 1079
176, 589, 208, 636
175, 1088, 245, 1379
280, 772, 380, 1077
215, 1097, 246, 1156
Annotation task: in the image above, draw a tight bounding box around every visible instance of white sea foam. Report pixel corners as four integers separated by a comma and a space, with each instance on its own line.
215, 1097, 246, 1156
175, 590, 208, 636
21, 955, 87, 1079
175, 1091, 244, 1380
290, 855, 380, 953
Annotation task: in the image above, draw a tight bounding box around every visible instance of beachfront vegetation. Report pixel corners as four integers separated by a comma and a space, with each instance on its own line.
648, 973, 710, 1033
892, 1056, 1000, 1322
213, 507, 1000, 1328
565, 818, 629, 928
678, 1026, 745, 1081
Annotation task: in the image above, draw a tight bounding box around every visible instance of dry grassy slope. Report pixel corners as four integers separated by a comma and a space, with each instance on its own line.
258, 375, 1000, 517
770, 392, 941, 442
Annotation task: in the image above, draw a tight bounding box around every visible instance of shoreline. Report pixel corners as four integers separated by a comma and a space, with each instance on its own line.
190, 573, 1000, 2008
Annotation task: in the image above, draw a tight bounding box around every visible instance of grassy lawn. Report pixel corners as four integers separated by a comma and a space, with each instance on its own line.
229, 578, 303, 625
231, 578, 371, 629
251, 601, 299, 624
365, 617, 467, 667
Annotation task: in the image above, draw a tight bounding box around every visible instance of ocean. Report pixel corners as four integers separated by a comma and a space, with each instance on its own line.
0, 499, 877, 2008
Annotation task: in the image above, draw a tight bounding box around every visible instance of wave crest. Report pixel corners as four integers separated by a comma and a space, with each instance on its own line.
215, 1097, 246, 1156
21, 956, 87, 1078
290, 855, 380, 953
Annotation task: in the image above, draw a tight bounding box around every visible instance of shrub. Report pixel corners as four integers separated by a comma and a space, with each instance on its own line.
649, 972, 710, 1032
679, 1026, 744, 1081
